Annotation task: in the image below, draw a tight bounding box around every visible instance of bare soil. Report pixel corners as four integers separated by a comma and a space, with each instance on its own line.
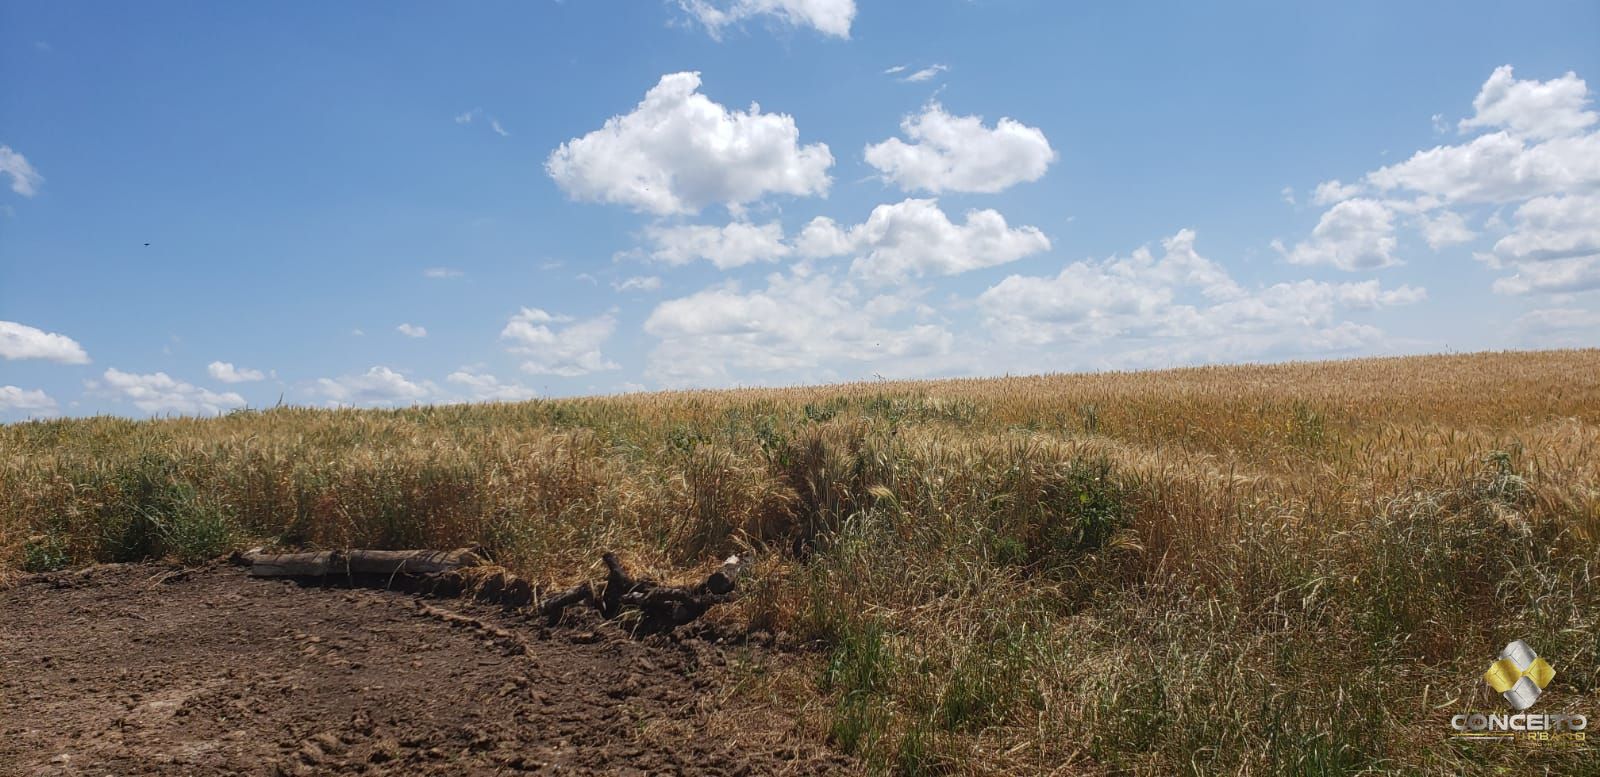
0, 563, 851, 776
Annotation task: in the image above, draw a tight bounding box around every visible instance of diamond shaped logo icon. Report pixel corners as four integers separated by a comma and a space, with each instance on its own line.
1484, 640, 1556, 711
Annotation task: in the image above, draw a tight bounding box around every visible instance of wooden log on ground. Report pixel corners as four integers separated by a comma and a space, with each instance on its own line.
696, 554, 745, 596
234, 546, 746, 634
537, 582, 594, 623
342, 548, 484, 577
600, 552, 637, 618
475, 570, 535, 609
601, 553, 747, 634
242, 550, 338, 578
241, 548, 484, 579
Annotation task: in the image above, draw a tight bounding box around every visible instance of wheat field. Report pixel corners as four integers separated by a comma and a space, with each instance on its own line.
4, 349, 1597, 774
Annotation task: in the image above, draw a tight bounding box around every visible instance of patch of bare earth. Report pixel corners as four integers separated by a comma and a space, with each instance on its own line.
0, 564, 851, 776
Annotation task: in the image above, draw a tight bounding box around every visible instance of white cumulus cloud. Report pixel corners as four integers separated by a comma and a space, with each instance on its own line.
644, 221, 791, 269
613, 275, 664, 292
1514, 307, 1600, 347
864, 103, 1056, 194
500, 308, 620, 377
0, 385, 57, 416
1491, 194, 1600, 263
1416, 209, 1476, 250
101, 368, 246, 416
546, 72, 833, 216
1275, 198, 1399, 270
680, 0, 855, 39
978, 230, 1425, 368
1478, 194, 1600, 296
1490, 255, 1600, 296
799, 198, 1051, 284
643, 270, 952, 386
1312, 179, 1363, 205
0, 320, 90, 364
1282, 65, 1600, 300
1459, 65, 1598, 141
314, 366, 435, 407
207, 361, 266, 383
1366, 130, 1600, 204
0, 145, 43, 197
1361, 67, 1600, 205
396, 323, 428, 338
446, 370, 538, 402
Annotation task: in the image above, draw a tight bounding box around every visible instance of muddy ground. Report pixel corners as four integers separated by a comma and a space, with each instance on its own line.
0, 563, 852, 776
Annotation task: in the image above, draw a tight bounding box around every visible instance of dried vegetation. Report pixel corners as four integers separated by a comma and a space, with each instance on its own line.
4, 350, 1597, 773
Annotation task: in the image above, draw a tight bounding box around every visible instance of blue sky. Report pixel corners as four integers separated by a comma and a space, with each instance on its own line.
2, 0, 1598, 418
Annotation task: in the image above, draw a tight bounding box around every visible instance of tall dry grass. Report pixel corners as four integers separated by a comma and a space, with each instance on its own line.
3, 349, 1598, 774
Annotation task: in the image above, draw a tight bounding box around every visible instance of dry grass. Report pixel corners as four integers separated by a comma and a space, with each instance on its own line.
4, 349, 1598, 774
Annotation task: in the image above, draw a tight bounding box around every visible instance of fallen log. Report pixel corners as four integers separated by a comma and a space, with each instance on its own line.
242, 549, 337, 578
697, 554, 746, 596
343, 548, 484, 577
234, 547, 746, 634
600, 553, 747, 634
239, 548, 485, 579
600, 552, 636, 618
537, 582, 594, 623
425, 566, 536, 609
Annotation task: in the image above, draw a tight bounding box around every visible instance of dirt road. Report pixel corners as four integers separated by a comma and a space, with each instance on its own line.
0, 563, 851, 776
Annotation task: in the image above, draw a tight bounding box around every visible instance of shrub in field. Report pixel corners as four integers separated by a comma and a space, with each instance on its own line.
21, 532, 70, 572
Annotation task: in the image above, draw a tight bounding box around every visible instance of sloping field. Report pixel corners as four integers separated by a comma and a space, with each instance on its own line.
3, 350, 1597, 774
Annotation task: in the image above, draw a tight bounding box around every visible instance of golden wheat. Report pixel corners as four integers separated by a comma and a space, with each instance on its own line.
3, 349, 1597, 774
